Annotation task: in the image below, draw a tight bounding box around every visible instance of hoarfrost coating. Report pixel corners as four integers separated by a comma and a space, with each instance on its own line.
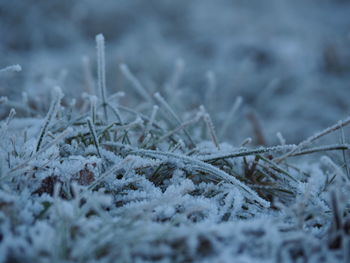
1, 1, 350, 262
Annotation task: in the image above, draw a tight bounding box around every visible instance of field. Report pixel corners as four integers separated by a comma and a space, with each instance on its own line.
1, 1, 350, 262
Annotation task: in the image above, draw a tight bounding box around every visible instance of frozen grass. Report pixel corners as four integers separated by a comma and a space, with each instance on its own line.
1, 34, 350, 263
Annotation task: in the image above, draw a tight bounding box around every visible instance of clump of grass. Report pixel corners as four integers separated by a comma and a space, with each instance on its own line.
1, 34, 350, 263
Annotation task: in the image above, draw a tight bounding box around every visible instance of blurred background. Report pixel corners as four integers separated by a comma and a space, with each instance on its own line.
1, 0, 350, 145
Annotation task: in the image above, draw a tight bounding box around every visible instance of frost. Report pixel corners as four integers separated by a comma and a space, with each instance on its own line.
1, 4, 350, 261
0, 64, 21, 73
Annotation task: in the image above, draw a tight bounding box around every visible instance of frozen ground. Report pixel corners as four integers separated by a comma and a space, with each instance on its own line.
1, 0, 350, 262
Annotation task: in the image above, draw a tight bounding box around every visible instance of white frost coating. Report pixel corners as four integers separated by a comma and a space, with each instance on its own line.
167, 58, 185, 93
276, 131, 286, 145
199, 144, 297, 162
82, 55, 95, 95
89, 95, 98, 123
87, 117, 101, 158
144, 105, 159, 137
5, 108, 16, 126
154, 92, 195, 147
276, 116, 350, 162
134, 149, 270, 207
7, 127, 72, 176
0, 96, 8, 104
220, 96, 243, 138
200, 105, 220, 150
0, 64, 22, 73
120, 63, 152, 102
96, 33, 108, 121
35, 87, 64, 152
2, 16, 350, 261
205, 70, 216, 107
154, 92, 181, 124
240, 137, 252, 147
155, 112, 202, 144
